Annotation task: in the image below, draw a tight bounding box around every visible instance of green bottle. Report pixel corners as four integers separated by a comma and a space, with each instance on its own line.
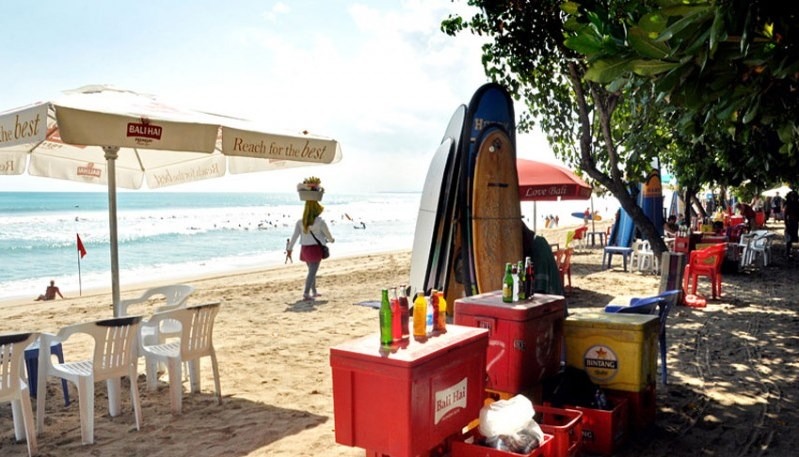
502, 263, 513, 303
379, 289, 392, 345
517, 260, 526, 301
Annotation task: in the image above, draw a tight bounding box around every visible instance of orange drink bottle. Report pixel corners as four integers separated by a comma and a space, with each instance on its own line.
435, 290, 447, 333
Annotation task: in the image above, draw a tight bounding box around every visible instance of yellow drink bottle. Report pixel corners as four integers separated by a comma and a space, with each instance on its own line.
413, 292, 427, 340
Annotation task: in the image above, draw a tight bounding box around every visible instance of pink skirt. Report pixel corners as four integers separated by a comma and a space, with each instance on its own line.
300, 244, 324, 263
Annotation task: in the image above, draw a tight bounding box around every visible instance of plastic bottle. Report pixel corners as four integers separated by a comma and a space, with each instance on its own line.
425, 297, 435, 337
511, 263, 519, 302
435, 290, 447, 333
430, 289, 440, 335
379, 289, 392, 346
413, 292, 427, 340
390, 287, 401, 343
502, 263, 513, 303
398, 285, 410, 341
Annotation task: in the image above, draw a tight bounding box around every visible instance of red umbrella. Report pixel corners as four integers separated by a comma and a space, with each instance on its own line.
517, 158, 592, 201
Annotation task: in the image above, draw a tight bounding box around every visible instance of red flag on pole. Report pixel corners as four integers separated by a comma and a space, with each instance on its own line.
77, 234, 87, 258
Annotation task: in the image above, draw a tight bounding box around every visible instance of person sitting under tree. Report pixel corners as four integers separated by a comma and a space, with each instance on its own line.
35, 280, 64, 301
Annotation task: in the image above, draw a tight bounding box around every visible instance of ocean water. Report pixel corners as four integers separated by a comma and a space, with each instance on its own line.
0, 191, 622, 303
0, 191, 421, 302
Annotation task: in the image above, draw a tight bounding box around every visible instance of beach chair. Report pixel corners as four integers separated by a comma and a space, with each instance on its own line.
747, 232, 775, 267
120, 284, 195, 386
682, 243, 726, 299
555, 248, 573, 294
634, 239, 658, 273
572, 226, 588, 250
1, 332, 39, 457
604, 289, 681, 384
737, 232, 757, 268
36, 316, 143, 445
119, 284, 195, 315
140, 302, 222, 415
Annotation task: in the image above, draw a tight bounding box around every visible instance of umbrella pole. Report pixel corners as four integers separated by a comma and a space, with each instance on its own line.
591, 196, 596, 233
103, 146, 122, 317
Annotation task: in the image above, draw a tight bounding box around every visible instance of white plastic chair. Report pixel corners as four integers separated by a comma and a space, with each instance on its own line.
737, 233, 756, 268
118, 285, 195, 315
635, 239, 659, 273
1, 332, 39, 456
140, 302, 221, 415
748, 232, 775, 267
119, 285, 194, 385
629, 239, 643, 269
36, 316, 143, 445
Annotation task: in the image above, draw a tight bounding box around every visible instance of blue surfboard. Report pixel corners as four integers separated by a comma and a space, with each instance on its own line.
615, 185, 639, 248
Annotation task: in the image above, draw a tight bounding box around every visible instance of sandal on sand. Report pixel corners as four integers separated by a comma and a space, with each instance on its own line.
313, 292, 322, 297
303, 295, 315, 301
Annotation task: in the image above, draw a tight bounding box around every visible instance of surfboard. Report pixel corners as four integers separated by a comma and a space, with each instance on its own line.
639, 169, 664, 236
616, 186, 639, 248
459, 83, 517, 296
608, 211, 621, 246
570, 211, 602, 221
470, 127, 523, 293
408, 105, 466, 298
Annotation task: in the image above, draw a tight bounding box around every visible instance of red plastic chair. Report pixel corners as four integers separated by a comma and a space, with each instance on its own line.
555, 248, 573, 294
682, 243, 726, 299
572, 226, 588, 249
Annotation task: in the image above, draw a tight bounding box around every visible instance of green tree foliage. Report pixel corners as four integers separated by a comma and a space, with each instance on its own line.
442, 0, 670, 254
443, 0, 799, 252
564, 0, 799, 188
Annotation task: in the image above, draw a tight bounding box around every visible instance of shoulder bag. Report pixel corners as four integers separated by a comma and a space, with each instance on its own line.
310, 232, 330, 259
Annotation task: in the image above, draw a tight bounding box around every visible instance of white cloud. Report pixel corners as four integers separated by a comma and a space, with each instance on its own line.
0, 1, 557, 194
262, 2, 291, 23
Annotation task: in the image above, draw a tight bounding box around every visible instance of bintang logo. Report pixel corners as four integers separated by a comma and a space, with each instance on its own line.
583, 345, 618, 382
77, 162, 102, 179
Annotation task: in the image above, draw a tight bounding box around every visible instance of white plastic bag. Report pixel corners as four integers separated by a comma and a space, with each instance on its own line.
478, 395, 544, 453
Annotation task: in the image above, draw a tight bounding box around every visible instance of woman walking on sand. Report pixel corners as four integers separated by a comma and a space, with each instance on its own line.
287, 197, 335, 301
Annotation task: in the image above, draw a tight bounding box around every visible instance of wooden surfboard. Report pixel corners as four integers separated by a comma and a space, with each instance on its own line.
470, 127, 523, 293
409, 105, 466, 298
459, 83, 517, 296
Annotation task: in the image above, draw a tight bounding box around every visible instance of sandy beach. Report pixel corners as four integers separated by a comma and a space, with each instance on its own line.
1, 221, 797, 457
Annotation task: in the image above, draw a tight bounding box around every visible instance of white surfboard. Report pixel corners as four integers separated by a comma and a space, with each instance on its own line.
408, 105, 466, 297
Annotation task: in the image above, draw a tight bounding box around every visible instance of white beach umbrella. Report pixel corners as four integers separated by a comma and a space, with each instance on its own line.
0, 85, 342, 315
762, 185, 792, 197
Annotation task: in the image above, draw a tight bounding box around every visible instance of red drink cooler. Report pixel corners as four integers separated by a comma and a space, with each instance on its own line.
453, 291, 565, 394
330, 325, 489, 457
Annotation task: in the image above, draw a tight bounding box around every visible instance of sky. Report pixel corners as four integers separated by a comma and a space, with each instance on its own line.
0, 0, 559, 194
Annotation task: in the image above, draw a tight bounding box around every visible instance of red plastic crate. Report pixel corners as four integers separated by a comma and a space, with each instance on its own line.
534, 405, 582, 457
451, 430, 554, 457
573, 396, 629, 456
673, 236, 690, 253
330, 325, 489, 457
454, 291, 565, 394
608, 384, 656, 433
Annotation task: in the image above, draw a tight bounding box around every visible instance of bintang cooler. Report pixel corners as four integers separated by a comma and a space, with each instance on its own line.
330, 325, 489, 457
453, 291, 566, 395
564, 313, 659, 392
